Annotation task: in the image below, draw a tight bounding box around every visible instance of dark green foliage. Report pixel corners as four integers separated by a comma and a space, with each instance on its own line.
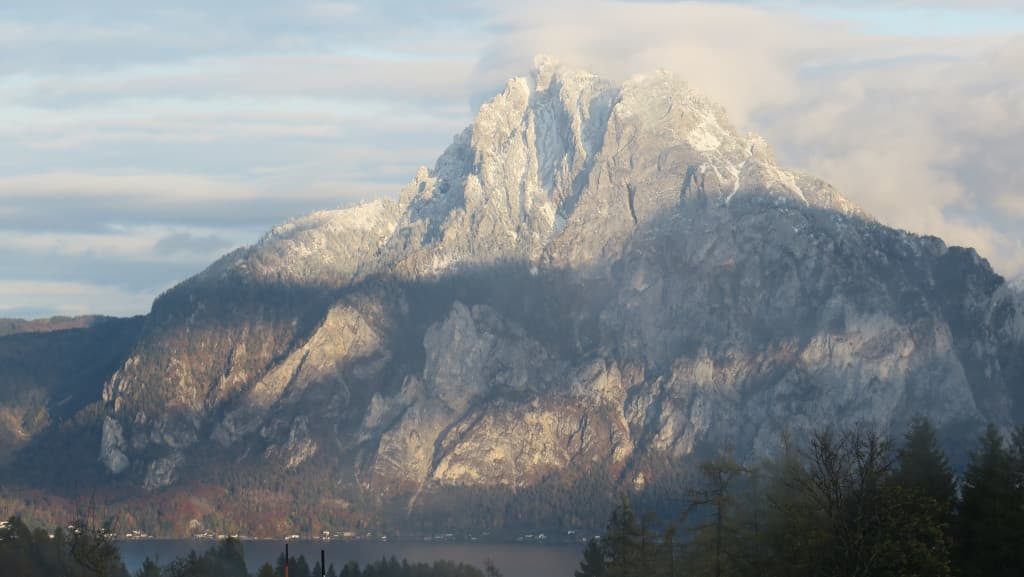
294, 554, 313, 577
577, 422, 1013, 577
575, 539, 606, 577
868, 483, 950, 577
276, 552, 289, 576
339, 560, 361, 577
0, 515, 129, 577
348, 557, 483, 577
163, 551, 202, 577
602, 496, 640, 577
162, 538, 249, 577
955, 424, 1024, 577
890, 417, 957, 574
895, 417, 957, 517
758, 428, 952, 577
591, 497, 671, 577
3, 518, 488, 577
136, 557, 162, 577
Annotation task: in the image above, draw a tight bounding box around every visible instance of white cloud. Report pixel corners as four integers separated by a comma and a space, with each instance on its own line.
17, 53, 477, 107
472, 0, 962, 125
152, 231, 235, 256
756, 36, 1024, 274
473, 0, 1024, 276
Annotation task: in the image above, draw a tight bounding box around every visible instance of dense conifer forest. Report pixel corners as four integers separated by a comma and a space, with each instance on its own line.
576, 419, 1024, 577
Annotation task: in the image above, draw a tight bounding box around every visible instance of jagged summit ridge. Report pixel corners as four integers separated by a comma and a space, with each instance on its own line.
382, 56, 865, 276
205, 57, 864, 285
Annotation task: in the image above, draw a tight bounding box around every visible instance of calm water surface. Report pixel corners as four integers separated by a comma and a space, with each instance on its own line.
119, 540, 583, 577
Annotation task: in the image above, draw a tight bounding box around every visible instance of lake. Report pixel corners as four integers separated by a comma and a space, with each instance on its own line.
119, 540, 584, 577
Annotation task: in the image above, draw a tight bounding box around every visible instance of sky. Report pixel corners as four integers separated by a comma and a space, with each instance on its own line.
1, 0, 1022, 318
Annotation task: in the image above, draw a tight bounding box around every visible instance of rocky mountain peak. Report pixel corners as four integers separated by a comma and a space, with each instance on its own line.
169, 58, 865, 289
383, 57, 867, 277
44, 58, 1020, 535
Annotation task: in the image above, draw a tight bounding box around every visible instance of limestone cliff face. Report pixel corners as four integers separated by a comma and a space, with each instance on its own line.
88, 58, 1023, 526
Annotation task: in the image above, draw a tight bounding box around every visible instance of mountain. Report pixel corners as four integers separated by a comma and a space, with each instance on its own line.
0, 315, 117, 338
1, 57, 1022, 536
0, 316, 143, 464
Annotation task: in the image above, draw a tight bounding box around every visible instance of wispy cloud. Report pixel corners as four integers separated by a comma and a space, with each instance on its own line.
18, 54, 477, 107
473, 0, 1024, 275
152, 231, 236, 256
0, 226, 238, 261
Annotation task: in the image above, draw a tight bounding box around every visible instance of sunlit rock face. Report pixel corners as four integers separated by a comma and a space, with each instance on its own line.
93, 57, 1022, 521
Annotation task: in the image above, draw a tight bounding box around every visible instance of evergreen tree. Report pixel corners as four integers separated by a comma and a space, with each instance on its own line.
894, 417, 957, 517
602, 496, 642, 577
870, 482, 951, 577
1010, 425, 1024, 490
339, 560, 361, 577
275, 552, 288, 577
956, 424, 1024, 577
135, 556, 162, 577
256, 563, 276, 577
575, 538, 606, 577
164, 550, 203, 577
202, 537, 247, 577
295, 555, 313, 577
0, 517, 48, 577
